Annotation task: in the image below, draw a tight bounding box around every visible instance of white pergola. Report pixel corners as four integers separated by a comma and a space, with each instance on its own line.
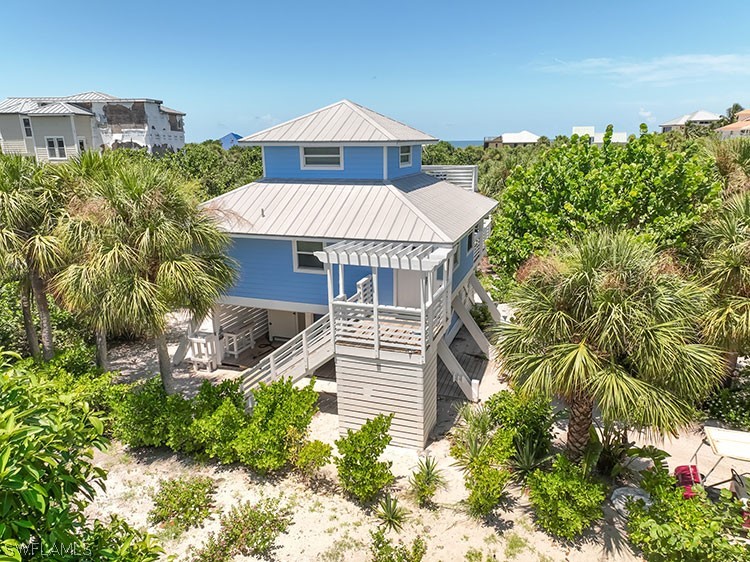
315, 241, 450, 271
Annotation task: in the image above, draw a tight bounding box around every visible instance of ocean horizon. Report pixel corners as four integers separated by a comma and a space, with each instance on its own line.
446, 140, 483, 148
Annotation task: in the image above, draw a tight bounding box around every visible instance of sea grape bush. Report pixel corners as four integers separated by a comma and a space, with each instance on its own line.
335, 414, 395, 502
627, 466, 748, 561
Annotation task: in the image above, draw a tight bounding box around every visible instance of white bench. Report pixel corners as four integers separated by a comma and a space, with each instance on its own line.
189, 332, 219, 373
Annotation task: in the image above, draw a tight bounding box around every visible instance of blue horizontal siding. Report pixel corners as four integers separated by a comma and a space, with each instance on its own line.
226, 237, 394, 306
387, 145, 421, 179
452, 233, 474, 292
263, 146, 385, 180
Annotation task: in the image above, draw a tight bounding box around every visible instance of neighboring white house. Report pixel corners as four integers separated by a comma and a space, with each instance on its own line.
484, 130, 540, 148
660, 110, 722, 133
572, 126, 628, 145
0, 91, 185, 160
717, 109, 750, 139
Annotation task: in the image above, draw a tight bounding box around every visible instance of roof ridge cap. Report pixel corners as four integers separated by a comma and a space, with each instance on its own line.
384, 182, 450, 243
343, 100, 396, 141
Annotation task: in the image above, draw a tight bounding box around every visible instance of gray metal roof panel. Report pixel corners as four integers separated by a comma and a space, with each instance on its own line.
240, 100, 437, 145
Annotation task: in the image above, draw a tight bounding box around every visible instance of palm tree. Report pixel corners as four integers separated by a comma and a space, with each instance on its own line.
495, 230, 724, 460
726, 103, 745, 122
0, 154, 65, 359
703, 137, 750, 195
697, 192, 750, 377
56, 155, 236, 391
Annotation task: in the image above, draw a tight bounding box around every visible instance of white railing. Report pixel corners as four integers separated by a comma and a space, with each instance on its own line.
422, 165, 478, 192
332, 293, 447, 360
349, 275, 373, 304
472, 218, 492, 264
240, 314, 333, 401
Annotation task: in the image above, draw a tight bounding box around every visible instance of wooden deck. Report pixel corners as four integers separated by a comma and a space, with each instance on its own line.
222, 326, 488, 401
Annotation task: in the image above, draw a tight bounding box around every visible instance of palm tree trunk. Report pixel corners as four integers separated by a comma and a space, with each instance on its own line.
567, 394, 594, 461
29, 272, 54, 360
19, 279, 40, 359
723, 351, 739, 388
95, 327, 109, 371
155, 333, 175, 393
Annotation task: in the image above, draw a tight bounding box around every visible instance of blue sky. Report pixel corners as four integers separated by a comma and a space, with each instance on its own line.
3, 0, 749, 142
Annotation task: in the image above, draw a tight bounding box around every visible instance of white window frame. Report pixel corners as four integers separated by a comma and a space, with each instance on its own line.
45, 136, 66, 160
399, 145, 412, 168
77, 137, 87, 153
452, 241, 461, 271
22, 118, 33, 138
293, 240, 327, 274
300, 145, 343, 170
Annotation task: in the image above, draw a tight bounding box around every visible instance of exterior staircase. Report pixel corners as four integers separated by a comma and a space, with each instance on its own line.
240, 313, 334, 402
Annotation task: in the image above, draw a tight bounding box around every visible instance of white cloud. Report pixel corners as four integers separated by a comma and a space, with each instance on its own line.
638, 108, 655, 123
539, 54, 750, 86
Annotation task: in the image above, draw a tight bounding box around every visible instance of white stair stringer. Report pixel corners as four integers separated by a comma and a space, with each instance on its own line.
241, 314, 334, 405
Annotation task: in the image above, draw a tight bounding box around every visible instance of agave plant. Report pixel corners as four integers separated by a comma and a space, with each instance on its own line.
376, 493, 409, 533
509, 440, 551, 483
408, 456, 447, 507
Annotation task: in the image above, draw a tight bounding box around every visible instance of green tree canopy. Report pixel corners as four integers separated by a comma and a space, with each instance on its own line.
488, 126, 722, 279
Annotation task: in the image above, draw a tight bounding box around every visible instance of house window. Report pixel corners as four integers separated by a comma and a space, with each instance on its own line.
78, 138, 86, 153
22, 118, 32, 137
301, 146, 342, 169
46, 137, 66, 159
399, 145, 412, 167
453, 242, 461, 271
294, 240, 325, 273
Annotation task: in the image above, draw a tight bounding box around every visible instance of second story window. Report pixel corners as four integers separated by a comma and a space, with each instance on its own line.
46, 137, 66, 160
301, 146, 342, 169
294, 240, 325, 273
22, 118, 32, 137
399, 145, 412, 167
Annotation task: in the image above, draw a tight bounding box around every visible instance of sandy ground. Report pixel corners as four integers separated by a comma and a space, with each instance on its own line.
92, 312, 750, 561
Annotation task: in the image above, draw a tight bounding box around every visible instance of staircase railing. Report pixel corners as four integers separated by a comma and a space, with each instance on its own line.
240, 313, 333, 401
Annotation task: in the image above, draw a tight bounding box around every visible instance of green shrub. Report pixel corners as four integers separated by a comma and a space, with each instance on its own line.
703, 386, 750, 431
81, 515, 164, 561
466, 465, 512, 517
163, 393, 199, 453
49, 342, 98, 376
0, 353, 162, 561
470, 303, 494, 330
148, 475, 216, 534
187, 498, 293, 562
191, 397, 249, 463
233, 377, 318, 473
335, 414, 395, 503
111, 377, 169, 448
408, 456, 446, 507
484, 390, 553, 456
369, 528, 427, 562
527, 455, 606, 540
293, 439, 332, 479
627, 466, 748, 561
376, 493, 410, 533
192, 378, 245, 418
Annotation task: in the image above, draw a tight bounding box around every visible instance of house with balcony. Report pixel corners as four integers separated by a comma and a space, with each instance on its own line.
182, 100, 498, 448
0, 91, 185, 160
659, 109, 722, 133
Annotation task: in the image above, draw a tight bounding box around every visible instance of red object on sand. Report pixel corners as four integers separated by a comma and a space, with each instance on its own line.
674, 465, 701, 499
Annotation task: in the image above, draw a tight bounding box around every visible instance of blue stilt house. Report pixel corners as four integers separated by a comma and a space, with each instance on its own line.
189, 100, 498, 447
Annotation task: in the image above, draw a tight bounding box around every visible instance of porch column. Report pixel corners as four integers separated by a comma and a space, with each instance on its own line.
420, 273, 427, 356
326, 263, 336, 341
372, 266, 380, 353
338, 264, 345, 299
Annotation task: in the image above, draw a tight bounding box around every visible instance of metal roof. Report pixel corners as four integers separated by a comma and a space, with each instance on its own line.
501, 130, 540, 144
0, 99, 93, 116
660, 109, 722, 127
203, 173, 497, 244
240, 100, 437, 145
160, 105, 186, 115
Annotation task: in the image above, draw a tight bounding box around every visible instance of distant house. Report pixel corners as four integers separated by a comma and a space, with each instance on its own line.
182, 99, 497, 448
572, 126, 628, 145
219, 132, 243, 149
483, 130, 540, 148
660, 110, 722, 133
0, 91, 185, 160
717, 109, 750, 139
